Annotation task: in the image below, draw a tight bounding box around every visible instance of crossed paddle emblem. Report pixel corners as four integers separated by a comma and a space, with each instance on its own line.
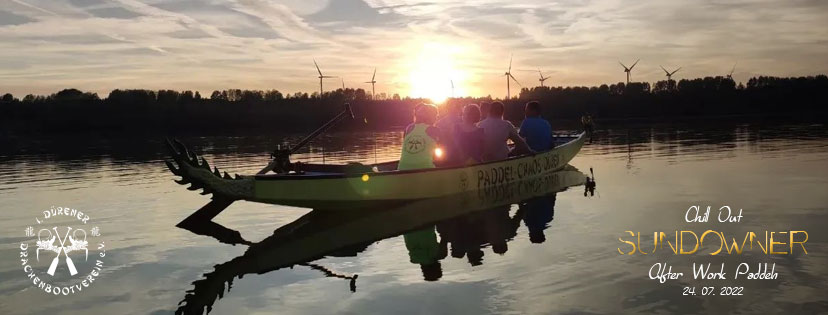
36, 227, 88, 276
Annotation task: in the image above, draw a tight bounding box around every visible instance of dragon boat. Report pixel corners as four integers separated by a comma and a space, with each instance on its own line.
166, 134, 584, 208
164, 104, 586, 221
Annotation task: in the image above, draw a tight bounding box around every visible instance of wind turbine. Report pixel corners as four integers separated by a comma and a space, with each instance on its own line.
504, 55, 521, 99
450, 79, 455, 98
363, 68, 377, 99
726, 62, 737, 80
314, 59, 337, 96
341, 78, 345, 90
619, 59, 640, 84
660, 65, 681, 81
538, 69, 550, 87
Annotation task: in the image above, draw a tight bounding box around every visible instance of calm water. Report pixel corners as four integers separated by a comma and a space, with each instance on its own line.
1, 123, 827, 314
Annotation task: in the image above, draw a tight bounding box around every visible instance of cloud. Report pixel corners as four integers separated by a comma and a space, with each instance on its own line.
150, 0, 282, 39
0, 10, 34, 25
228, 0, 336, 43
68, 0, 107, 7
0, 0, 827, 97
305, 0, 407, 28
86, 7, 143, 19
451, 19, 523, 40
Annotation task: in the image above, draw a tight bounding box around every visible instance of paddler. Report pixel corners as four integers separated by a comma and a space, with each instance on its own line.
477, 101, 534, 161
398, 103, 442, 170
519, 101, 553, 152
398, 104, 445, 279
435, 101, 462, 164
581, 112, 594, 141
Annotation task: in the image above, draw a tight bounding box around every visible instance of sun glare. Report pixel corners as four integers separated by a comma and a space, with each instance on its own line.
406, 42, 469, 103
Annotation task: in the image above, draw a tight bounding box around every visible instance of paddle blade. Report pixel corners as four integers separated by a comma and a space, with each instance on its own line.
66, 256, 78, 276
47, 256, 59, 276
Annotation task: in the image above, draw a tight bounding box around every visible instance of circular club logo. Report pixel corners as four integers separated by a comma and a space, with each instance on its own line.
18, 206, 106, 296
404, 135, 426, 154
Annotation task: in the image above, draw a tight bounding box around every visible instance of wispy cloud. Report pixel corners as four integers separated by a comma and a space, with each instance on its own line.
1, 0, 827, 97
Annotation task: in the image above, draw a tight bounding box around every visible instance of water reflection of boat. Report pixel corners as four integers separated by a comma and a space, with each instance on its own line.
165, 132, 585, 210
175, 167, 587, 315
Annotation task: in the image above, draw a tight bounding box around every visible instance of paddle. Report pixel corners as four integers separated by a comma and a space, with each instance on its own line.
585, 167, 597, 197
46, 247, 60, 276
258, 103, 355, 175
300, 262, 359, 292
173, 104, 354, 228
64, 246, 78, 276
47, 227, 78, 276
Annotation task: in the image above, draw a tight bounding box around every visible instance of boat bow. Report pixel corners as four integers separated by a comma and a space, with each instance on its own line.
165, 139, 254, 200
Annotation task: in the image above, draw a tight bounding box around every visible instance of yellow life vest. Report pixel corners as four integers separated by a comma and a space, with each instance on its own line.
398, 123, 437, 170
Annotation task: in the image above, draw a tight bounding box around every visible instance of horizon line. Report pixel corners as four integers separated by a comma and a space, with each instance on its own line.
4, 73, 826, 100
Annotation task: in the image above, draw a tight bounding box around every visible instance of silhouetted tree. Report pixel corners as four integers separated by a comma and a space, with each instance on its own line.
264, 90, 283, 101
179, 90, 195, 104
157, 90, 180, 104
2, 75, 826, 134
1, 93, 14, 103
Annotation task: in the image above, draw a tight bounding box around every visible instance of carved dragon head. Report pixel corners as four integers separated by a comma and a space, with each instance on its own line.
165, 138, 254, 200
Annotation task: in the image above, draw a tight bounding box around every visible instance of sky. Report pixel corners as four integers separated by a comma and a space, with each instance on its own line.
1, 0, 827, 100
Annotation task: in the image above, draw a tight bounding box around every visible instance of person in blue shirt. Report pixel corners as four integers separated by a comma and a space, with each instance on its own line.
519, 101, 552, 152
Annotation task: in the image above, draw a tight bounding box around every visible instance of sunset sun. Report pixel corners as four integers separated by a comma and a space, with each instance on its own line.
406, 42, 470, 103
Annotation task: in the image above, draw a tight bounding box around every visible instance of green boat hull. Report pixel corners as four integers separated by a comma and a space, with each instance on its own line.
166, 133, 586, 210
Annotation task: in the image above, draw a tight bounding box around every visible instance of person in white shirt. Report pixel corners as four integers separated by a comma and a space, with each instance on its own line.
476, 102, 533, 161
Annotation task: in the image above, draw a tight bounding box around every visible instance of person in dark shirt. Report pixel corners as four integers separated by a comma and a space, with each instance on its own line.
479, 102, 490, 120
435, 102, 462, 164
453, 104, 485, 165
519, 101, 552, 152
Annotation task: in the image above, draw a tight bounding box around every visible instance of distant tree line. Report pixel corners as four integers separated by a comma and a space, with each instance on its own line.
1, 75, 825, 134
511, 75, 828, 123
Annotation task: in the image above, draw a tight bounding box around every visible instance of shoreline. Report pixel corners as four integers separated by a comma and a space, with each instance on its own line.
3, 111, 825, 138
